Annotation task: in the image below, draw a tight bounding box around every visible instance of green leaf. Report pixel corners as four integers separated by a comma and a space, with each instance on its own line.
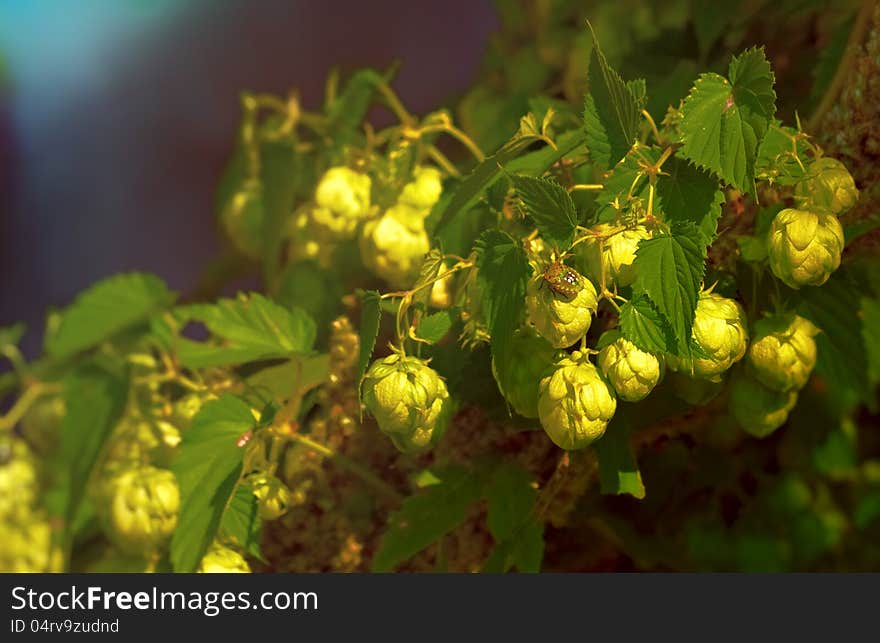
484, 522, 544, 573
326, 69, 387, 144
509, 174, 578, 250
656, 156, 725, 243
863, 297, 880, 388
276, 261, 343, 341
411, 249, 444, 311
754, 124, 811, 186
0, 322, 26, 348
59, 363, 129, 529
259, 136, 300, 286
583, 24, 642, 169
691, 0, 742, 56
47, 273, 175, 358
483, 461, 543, 573
415, 309, 458, 344
797, 271, 874, 413
372, 466, 482, 572
619, 296, 674, 355
175, 293, 315, 368
594, 423, 645, 499
431, 128, 585, 239
171, 394, 255, 572
219, 484, 263, 561
679, 48, 776, 193
632, 226, 706, 355
474, 230, 533, 374
356, 290, 381, 405
243, 354, 330, 407
593, 146, 658, 223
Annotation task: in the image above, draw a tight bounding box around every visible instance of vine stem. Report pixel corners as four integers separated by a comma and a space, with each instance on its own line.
807, 0, 876, 133
288, 433, 403, 504
0, 382, 58, 432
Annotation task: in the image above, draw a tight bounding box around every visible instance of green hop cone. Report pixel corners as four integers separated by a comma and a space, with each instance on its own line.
250, 473, 292, 520
0, 511, 62, 573
667, 292, 748, 381
491, 327, 556, 418
220, 181, 264, 260
20, 395, 65, 456
0, 438, 39, 520
597, 330, 664, 402
668, 371, 725, 406
537, 350, 617, 450
310, 166, 372, 239
795, 157, 858, 214
767, 208, 844, 289
398, 166, 443, 210
102, 466, 180, 555
525, 268, 598, 348
728, 370, 798, 438
359, 207, 430, 289
746, 313, 819, 392
577, 224, 651, 288
199, 543, 251, 573
362, 354, 452, 453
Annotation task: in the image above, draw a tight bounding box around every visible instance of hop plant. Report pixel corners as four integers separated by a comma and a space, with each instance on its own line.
250, 473, 292, 520
525, 267, 598, 348
537, 350, 617, 450
359, 207, 430, 288
746, 313, 819, 392
577, 224, 651, 287
20, 395, 65, 456
398, 166, 443, 210
491, 326, 557, 418
0, 512, 61, 573
0, 438, 39, 519
310, 166, 372, 239
667, 292, 749, 381
199, 543, 251, 573
795, 157, 858, 214
728, 370, 798, 438
767, 208, 844, 289
362, 353, 452, 452
101, 466, 180, 555
597, 330, 664, 402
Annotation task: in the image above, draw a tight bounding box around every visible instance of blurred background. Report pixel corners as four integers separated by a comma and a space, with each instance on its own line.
0, 0, 497, 357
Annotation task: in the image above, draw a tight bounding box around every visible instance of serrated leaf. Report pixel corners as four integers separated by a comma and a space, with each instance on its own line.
0, 322, 26, 348
276, 261, 344, 341
483, 522, 544, 573
632, 226, 706, 355
372, 466, 482, 572
411, 249, 444, 311
59, 363, 129, 530
415, 309, 457, 344
594, 423, 645, 499
656, 156, 724, 243
509, 174, 578, 251
474, 230, 532, 375
619, 296, 674, 354
47, 273, 175, 358
243, 354, 330, 407
174, 293, 315, 368
326, 69, 387, 146
583, 24, 642, 169
171, 394, 255, 572
356, 290, 381, 405
219, 484, 263, 561
679, 48, 776, 193
259, 136, 300, 286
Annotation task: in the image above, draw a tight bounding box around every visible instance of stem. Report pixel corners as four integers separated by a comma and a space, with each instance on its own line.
377, 83, 415, 125
807, 0, 875, 132
569, 183, 604, 192
0, 382, 57, 432
288, 433, 403, 504
642, 109, 663, 145
426, 145, 461, 177
416, 124, 485, 161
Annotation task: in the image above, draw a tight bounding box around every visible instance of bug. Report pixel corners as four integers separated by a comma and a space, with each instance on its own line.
541, 261, 582, 298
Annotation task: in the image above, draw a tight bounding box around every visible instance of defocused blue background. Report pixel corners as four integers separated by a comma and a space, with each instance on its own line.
0, 0, 497, 355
